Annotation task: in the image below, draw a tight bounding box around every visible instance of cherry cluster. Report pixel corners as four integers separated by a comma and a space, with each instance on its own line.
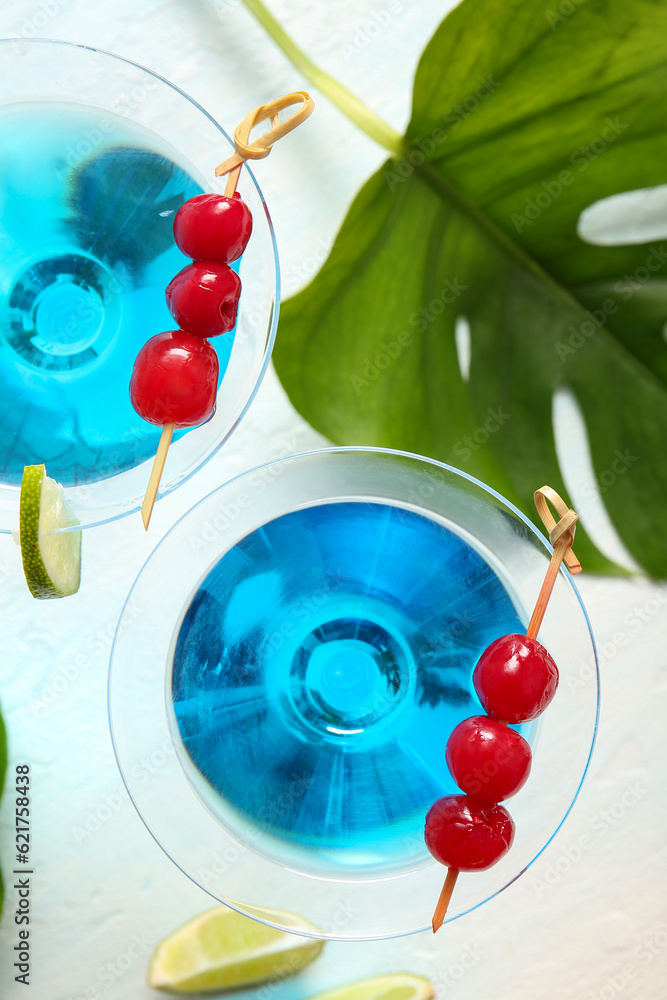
425, 633, 559, 874
130, 193, 253, 428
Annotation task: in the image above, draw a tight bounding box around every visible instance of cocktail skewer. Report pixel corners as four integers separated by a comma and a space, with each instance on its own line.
431, 867, 458, 933
526, 486, 581, 638
141, 423, 174, 528
218, 91, 314, 195
139, 91, 314, 529
430, 486, 581, 933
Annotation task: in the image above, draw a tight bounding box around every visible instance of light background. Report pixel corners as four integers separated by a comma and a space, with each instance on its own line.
0, 0, 665, 997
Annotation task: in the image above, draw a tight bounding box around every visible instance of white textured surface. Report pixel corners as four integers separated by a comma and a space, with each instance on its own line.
0, 1, 665, 998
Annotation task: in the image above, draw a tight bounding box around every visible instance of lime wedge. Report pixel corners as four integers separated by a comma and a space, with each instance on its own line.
147, 904, 324, 994
306, 975, 435, 1000
19, 464, 81, 599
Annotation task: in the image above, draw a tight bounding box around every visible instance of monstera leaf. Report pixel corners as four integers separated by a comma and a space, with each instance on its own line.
270, 0, 667, 576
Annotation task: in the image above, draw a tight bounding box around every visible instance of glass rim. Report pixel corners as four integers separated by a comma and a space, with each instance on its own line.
0, 37, 280, 532
108, 445, 600, 939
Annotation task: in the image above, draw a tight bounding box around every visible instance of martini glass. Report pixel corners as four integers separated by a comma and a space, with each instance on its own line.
0, 38, 278, 532
108, 448, 599, 941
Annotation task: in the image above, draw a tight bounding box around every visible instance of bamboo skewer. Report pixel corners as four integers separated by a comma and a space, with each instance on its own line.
526, 534, 572, 639
141, 423, 174, 529
527, 486, 581, 638
432, 868, 459, 934
217, 90, 314, 194
431, 486, 581, 933
139, 91, 314, 529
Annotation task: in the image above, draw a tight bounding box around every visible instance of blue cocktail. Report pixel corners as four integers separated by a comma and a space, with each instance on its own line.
109, 448, 599, 939
0, 40, 279, 531
172, 501, 524, 874
0, 100, 216, 483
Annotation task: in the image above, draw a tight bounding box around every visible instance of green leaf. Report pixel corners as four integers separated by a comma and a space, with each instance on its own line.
274, 0, 667, 576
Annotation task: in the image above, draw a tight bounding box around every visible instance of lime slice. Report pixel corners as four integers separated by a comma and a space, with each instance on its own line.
306, 975, 434, 1000
147, 904, 324, 994
19, 464, 81, 599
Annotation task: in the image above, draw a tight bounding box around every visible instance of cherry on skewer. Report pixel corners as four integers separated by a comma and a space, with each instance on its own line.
426, 795, 515, 933
427, 486, 582, 933
173, 191, 253, 262
473, 634, 559, 724
137, 91, 314, 529
166, 262, 242, 339
130, 331, 219, 428
445, 715, 532, 804
131, 331, 220, 528
137, 189, 250, 531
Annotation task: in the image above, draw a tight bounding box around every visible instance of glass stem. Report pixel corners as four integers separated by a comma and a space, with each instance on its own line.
240, 0, 404, 156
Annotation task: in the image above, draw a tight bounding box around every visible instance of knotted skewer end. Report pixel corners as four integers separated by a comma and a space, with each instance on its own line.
534, 485, 581, 574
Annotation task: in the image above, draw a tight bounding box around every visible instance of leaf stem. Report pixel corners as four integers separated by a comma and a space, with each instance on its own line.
240, 0, 404, 155
418, 163, 577, 304
240, 0, 579, 315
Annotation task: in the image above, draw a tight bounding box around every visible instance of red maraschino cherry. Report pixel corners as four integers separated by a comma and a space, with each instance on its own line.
130, 330, 218, 428
473, 634, 559, 724
425, 794, 515, 871
173, 192, 252, 263
166, 261, 241, 338
445, 715, 532, 803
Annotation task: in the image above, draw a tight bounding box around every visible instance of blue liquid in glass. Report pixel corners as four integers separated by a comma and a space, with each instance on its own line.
172, 502, 525, 873
0, 102, 236, 486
